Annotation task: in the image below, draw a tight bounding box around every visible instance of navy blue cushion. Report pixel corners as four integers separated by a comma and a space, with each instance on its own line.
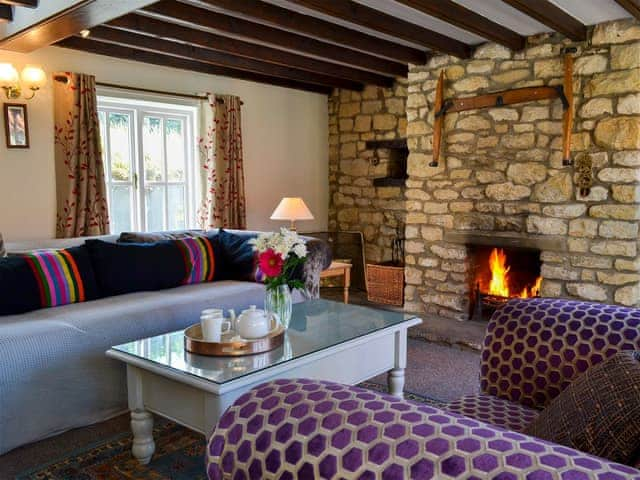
0, 245, 99, 316
211, 229, 258, 281
85, 239, 186, 296
0, 256, 40, 315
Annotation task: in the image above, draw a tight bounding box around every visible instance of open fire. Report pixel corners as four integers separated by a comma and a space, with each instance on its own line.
487, 248, 542, 299
470, 246, 542, 320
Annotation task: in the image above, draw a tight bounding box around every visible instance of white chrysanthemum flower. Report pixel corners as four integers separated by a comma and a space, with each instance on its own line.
293, 243, 307, 258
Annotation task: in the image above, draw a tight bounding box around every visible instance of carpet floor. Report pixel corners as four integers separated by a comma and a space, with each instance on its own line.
0, 338, 480, 479
11, 385, 446, 480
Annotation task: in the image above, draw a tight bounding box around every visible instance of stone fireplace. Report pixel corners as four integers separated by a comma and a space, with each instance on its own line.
329, 18, 640, 320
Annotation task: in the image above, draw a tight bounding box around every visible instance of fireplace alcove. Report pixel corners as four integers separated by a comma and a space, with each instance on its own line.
467, 244, 542, 321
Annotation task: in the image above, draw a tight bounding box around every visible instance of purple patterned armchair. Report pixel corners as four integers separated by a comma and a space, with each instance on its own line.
206, 299, 640, 479
446, 298, 640, 433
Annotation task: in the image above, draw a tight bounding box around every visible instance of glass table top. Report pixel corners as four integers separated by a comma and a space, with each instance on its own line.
111, 299, 419, 385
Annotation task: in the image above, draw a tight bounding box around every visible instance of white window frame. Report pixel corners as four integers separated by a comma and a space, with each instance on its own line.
98, 91, 199, 233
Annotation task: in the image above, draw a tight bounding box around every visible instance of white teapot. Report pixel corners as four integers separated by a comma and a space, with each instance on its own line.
229, 305, 275, 339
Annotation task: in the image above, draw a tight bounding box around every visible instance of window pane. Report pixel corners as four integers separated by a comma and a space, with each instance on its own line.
145, 185, 166, 232
108, 113, 131, 181
166, 118, 185, 182
98, 111, 107, 168
167, 184, 186, 230
110, 185, 132, 233
143, 116, 164, 182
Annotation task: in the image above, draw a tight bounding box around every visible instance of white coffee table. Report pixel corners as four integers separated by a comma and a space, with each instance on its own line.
107, 299, 421, 464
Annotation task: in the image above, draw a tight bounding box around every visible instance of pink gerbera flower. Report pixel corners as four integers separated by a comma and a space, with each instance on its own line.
259, 249, 284, 277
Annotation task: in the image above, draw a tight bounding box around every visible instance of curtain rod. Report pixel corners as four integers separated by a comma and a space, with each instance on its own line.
53, 76, 243, 104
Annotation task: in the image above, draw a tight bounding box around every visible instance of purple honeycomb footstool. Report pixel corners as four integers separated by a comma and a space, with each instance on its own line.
206, 378, 640, 479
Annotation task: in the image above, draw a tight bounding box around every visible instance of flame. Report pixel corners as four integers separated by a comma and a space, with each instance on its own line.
487, 248, 542, 299
488, 248, 511, 297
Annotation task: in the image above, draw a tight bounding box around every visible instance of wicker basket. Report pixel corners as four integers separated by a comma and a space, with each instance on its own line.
366, 263, 404, 306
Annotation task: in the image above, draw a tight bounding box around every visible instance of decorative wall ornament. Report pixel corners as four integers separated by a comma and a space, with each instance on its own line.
576, 154, 593, 198
431, 51, 576, 167
3, 103, 29, 148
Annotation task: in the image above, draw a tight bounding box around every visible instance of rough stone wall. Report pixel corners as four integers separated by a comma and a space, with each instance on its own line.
405, 19, 640, 318
328, 82, 408, 263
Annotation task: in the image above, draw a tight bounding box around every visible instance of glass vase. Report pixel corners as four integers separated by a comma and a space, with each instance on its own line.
265, 284, 293, 330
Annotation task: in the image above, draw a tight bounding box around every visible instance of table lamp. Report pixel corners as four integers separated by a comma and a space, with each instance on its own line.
270, 197, 314, 231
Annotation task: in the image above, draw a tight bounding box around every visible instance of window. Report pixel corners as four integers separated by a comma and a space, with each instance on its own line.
98, 96, 197, 233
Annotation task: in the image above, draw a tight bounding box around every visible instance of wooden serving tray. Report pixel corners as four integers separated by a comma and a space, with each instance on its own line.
184, 323, 284, 357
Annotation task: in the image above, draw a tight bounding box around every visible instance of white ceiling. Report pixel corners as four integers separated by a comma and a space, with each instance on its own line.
262, 0, 632, 50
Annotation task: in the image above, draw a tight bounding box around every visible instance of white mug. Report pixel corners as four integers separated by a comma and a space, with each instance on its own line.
201, 313, 232, 343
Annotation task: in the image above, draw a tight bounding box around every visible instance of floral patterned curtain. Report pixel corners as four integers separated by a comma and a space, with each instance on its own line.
197, 94, 246, 230
53, 72, 109, 238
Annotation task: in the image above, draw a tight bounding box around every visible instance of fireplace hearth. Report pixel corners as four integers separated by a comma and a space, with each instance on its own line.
468, 245, 542, 320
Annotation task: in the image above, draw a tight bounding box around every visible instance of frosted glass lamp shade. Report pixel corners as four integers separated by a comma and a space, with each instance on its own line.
0, 63, 19, 88
21, 65, 47, 90
270, 197, 314, 230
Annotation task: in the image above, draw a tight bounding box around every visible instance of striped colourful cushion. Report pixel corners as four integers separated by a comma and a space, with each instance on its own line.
23, 249, 88, 306
175, 237, 216, 284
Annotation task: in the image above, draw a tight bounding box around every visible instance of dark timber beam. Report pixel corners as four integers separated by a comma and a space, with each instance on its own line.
395, 0, 525, 51
0, 0, 157, 52
55, 37, 333, 95
0, 5, 13, 22
88, 26, 364, 91
286, 0, 472, 58
0, 0, 37, 7
614, 0, 640, 20
108, 14, 396, 85
502, 0, 587, 41
145, 0, 426, 65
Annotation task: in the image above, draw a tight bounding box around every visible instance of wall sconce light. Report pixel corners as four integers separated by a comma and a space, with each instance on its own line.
0, 63, 47, 100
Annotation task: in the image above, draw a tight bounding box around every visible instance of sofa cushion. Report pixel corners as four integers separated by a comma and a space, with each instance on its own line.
0, 246, 99, 315
85, 239, 186, 296
118, 230, 204, 242
175, 236, 217, 284
214, 229, 259, 281
526, 350, 640, 465
445, 393, 539, 433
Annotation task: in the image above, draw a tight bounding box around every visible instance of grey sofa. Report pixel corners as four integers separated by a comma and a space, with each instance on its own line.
0, 230, 330, 455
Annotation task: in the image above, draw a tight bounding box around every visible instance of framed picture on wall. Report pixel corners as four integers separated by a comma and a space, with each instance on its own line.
4, 103, 29, 148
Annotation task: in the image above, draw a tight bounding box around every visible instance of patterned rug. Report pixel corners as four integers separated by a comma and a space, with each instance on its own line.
16, 384, 446, 480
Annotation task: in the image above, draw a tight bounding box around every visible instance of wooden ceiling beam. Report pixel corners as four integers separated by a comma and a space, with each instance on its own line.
88, 26, 364, 91
145, 0, 426, 65
502, 0, 587, 41
286, 0, 472, 58
614, 0, 640, 20
108, 14, 396, 85
0, 5, 13, 22
0, 0, 157, 52
394, 0, 525, 51
55, 37, 333, 95
0, 0, 37, 7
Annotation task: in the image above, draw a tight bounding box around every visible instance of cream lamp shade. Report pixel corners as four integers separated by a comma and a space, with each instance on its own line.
270, 197, 314, 231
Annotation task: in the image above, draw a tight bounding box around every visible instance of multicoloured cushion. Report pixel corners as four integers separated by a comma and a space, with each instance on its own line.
445, 394, 539, 433
85, 239, 186, 296
0, 245, 99, 315
206, 379, 640, 480
175, 236, 216, 284
526, 351, 640, 465
481, 298, 640, 410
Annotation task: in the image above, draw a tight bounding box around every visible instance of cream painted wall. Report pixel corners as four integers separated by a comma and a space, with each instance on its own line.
0, 46, 328, 240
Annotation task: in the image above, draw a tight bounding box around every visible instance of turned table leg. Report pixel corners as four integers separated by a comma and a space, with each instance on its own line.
388, 330, 407, 398
131, 409, 155, 464
127, 365, 156, 464
343, 267, 351, 304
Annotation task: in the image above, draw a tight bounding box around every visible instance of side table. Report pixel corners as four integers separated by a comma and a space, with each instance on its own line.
320, 261, 352, 303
